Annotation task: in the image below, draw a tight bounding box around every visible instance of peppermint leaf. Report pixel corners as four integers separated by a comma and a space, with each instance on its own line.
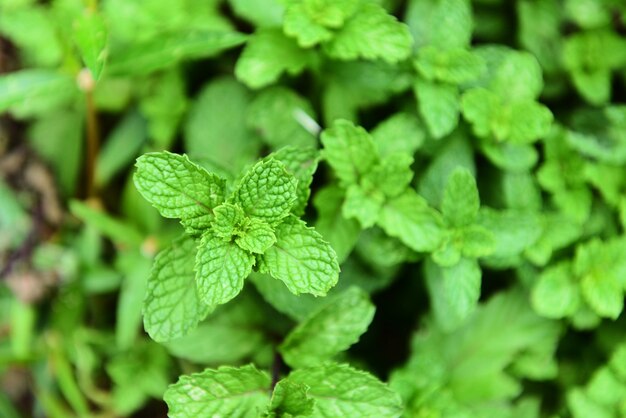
414, 47, 485, 84
283, 2, 334, 48
378, 190, 445, 252
235, 28, 314, 89
232, 159, 298, 224
143, 236, 211, 342
73, 10, 108, 81
164, 365, 270, 418
262, 217, 339, 296
320, 119, 378, 187
280, 287, 375, 369
425, 257, 482, 331
531, 262, 581, 319
441, 168, 479, 227
268, 380, 315, 417
134, 152, 226, 235
287, 364, 403, 418
195, 233, 255, 306
211, 203, 246, 239
414, 78, 460, 139
236, 218, 277, 254
342, 185, 384, 228
324, 3, 413, 63
271, 146, 321, 217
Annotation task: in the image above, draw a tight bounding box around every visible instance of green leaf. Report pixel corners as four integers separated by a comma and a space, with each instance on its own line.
280, 287, 375, 369
69, 200, 143, 248
230, 0, 285, 28
324, 4, 413, 63
134, 152, 226, 235
425, 257, 481, 331
283, 2, 334, 47
262, 217, 339, 296
460, 225, 496, 258
414, 78, 460, 139
108, 30, 247, 75
405, 0, 473, 50
363, 153, 415, 198
378, 190, 445, 252
232, 159, 298, 224
531, 262, 580, 319
96, 110, 146, 187
143, 236, 211, 342
195, 233, 255, 306
270, 146, 321, 217
441, 168, 479, 227
73, 10, 108, 81
320, 119, 378, 187
184, 76, 261, 175
372, 112, 425, 157
164, 365, 271, 418
342, 185, 384, 228
235, 28, 314, 89
575, 239, 624, 319
490, 51, 544, 101
247, 87, 318, 149
268, 380, 315, 417
287, 364, 403, 418
414, 47, 485, 84
313, 185, 361, 263
236, 218, 277, 254
211, 203, 246, 239
0, 69, 76, 114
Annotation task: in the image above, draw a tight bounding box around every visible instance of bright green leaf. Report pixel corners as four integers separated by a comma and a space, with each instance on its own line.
236, 218, 277, 254
288, 363, 403, 418
143, 236, 212, 342
232, 159, 298, 224
195, 233, 255, 306
441, 168, 479, 227
280, 287, 375, 369
134, 152, 226, 235
324, 3, 413, 64
268, 379, 315, 418
73, 10, 108, 81
262, 217, 339, 296
235, 28, 314, 89
378, 190, 445, 252
270, 146, 320, 217
164, 365, 271, 418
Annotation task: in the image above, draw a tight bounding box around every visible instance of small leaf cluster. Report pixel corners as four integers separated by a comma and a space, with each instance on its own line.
134, 149, 339, 342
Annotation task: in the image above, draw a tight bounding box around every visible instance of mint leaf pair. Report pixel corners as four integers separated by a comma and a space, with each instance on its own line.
532, 237, 626, 321
135, 150, 339, 342
461, 48, 553, 146
284, 1, 412, 63
235, 2, 413, 89
321, 119, 444, 253
164, 363, 403, 418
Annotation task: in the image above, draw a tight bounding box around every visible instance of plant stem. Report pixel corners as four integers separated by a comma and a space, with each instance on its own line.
85, 88, 99, 198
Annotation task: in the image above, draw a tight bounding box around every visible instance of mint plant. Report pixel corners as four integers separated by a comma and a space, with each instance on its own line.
134, 149, 339, 341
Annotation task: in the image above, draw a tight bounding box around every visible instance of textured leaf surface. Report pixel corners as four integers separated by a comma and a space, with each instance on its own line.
164, 365, 270, 418
134, 152, 226, 234
280, 287, 375, 368
268, 380, 315, 417
235, 29, 313, 89
271, 146, 320, 216
211, 203, 246, 239
415, 47, 485, 84
378, 190, 444, 252
195, 234, 255, 306
320, 120, 378, 187
108, 31, 247, 75
143, 236, 211, 342
262, 217, 339, 296
232, 159, 298, 224
441, 168, 480, 227
284, 2, 334, 47
342, 185, 383, 228
288, 364, 403, 418
325, 4, 412, 63
236, 218, 276, 254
